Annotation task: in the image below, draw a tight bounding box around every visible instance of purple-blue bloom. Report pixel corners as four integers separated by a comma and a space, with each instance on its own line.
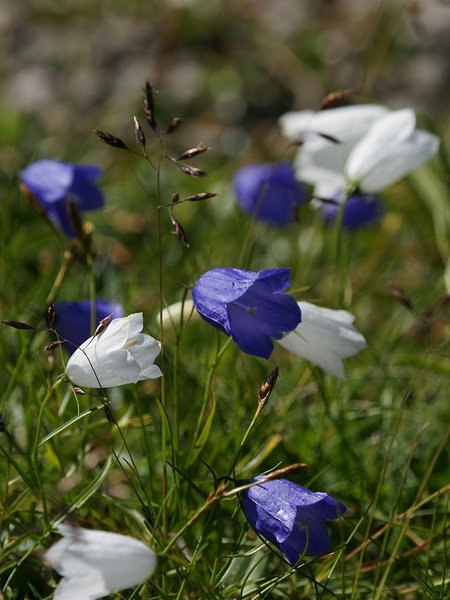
55, 299, 123, 354
321, 194, 381, 230
234, 163, 305, 226
192, 268, 301, 359
241, 476, 347, 564
20, 160, 104, 237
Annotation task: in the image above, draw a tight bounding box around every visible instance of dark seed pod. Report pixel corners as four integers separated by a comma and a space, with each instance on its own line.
133, 116, 146, 148
171, 218, 190, 248
143, 81, 157, 130
171, 193, 180, 204
166, 117, 183, 134
177, 145, 209, 161
257, 366, 279, 404
184, 192, 217, 202
320, 89, 352, 110
1, 320, 34, 330
178, 164, 207, 178
73, 387, 86, 395
93, 130, 128, 150
45, 340, 64, 351
94, 314, 113, 337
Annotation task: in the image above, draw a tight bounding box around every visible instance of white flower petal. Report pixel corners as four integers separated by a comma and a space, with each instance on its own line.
45, 525, 157, 600
125, 312, 145, 339
278, 110, 315, 139
360, 129, 440, 192
160, 299, 197, 330
66, 313, 162, 388
346, 109, 417, 184
278, 302, 367, 378
295, 136, 348, 192
280, 105, 387, 143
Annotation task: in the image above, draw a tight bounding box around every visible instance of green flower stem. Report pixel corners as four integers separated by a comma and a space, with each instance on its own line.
86, 252, 97, 335
334, 185, 355, 307
46, 242, 77, 305
161, 484, 226, 555
187, 336, 232, 466
31, 376, 66, 526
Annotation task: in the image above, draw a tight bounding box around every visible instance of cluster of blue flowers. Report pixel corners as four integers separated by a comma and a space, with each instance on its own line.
234, 162, 382, 230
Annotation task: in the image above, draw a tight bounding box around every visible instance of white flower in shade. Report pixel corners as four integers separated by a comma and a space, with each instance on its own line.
66, 313, 162, 388
277, 302, 367, 378
159, 299, 198, 330
280, 105, 439, 197
45, 524, 157, 600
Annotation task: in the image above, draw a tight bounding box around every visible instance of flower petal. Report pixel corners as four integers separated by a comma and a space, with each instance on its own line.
20, 160, 73, 204
192, 268, 260, 334
360, 130, 440, 192
278, 302, 367, 377
345, 109, 417, 184
45, 525, 156, 599
234, 163, 305, 226
55, 300, 123, 354
66, 314, 161, 388
280, 105, 388, 142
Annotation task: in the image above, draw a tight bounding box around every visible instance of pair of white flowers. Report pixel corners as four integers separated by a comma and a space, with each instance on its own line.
280, 104, 439, 199
45, 524, 156, 600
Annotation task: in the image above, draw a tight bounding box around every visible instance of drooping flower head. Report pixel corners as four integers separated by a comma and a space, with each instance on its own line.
192, 268, 301, 359
55, 299, 124, 354
45, 524, 157, 600
66, 313, 161, 388
321, 194, 382, 230
278, 301, 367, 378
234, 163, 305, 226
20, 159, 104, 237
241, 476, 347, 564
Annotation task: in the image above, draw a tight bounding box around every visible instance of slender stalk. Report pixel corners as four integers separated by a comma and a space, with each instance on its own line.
187, 337, 232, 466
31, 376, 66, 526
86, 253, 97, 335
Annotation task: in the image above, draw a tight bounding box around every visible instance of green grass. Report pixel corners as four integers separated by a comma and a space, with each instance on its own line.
0, 3, 449, 598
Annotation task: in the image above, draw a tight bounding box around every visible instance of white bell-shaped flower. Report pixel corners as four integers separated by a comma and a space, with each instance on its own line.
66, 313, 162, 388
44, 524, 157, 600
277, 302, 367, 378
280, 104, 389, 196
345, 109, 439, 192
280, 105, 439, 197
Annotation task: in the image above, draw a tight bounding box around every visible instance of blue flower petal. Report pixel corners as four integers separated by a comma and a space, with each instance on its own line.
255, 268, 292, 293
20, 159, 104, 238
70, 165, 104, 210
21, 160, 73, 204
281, 517, 330, 561
234, 163, 305, 226
322, 194, 381, 230
241, 476, 347, 563
55, 299, 124, 354
192, 267, 301, 358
